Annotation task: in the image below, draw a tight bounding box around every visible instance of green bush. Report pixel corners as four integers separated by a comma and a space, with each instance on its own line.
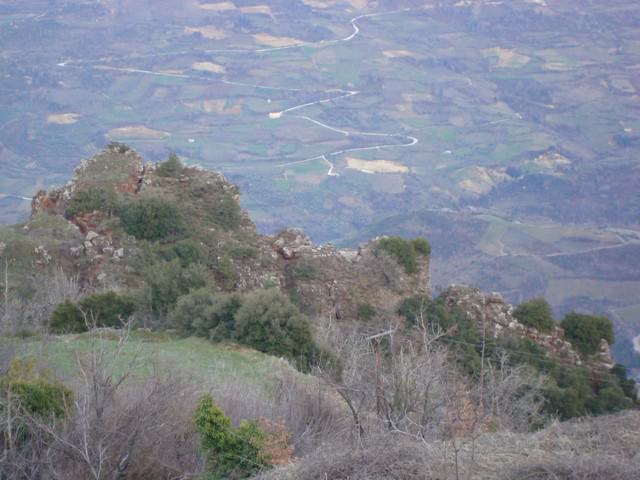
399, 294, 486, 376
291, 258, 319, 281
411, 238, 432, 256
1, 358, 73, 419
79, 291, 136, 328
513, 298, 555, 332
234, 289, 319, 372
211, 194, 242, 231
157, 152, 184, 177
66, 187, 118, 218
50, 299, 85, 334
107, 141, 131, 154
120, 197, 186, 241
561, 312, 614, 355
376, 236, 430, 274
159, 240, 206, 267
194, 394, 269, 479
141, 260, 209, 316
171, 289, 242, 341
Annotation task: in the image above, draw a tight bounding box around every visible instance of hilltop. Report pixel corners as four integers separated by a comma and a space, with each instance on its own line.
0, 146, 638, 479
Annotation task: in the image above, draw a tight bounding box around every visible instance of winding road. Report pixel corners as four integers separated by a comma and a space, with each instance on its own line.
57, 7, 420, 176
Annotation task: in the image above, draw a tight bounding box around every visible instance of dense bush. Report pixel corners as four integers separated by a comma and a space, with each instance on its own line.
399, 295, 483, 375
376, 236, 430, 274
1, 358, 73, 419
513, 298, 555, 332
171, 289, 242, 341
66, 187, 118, 218
194, 394, 269, 479
561, 312, 614, 355
49, 292, 136, 333
49, 299, 85, 333
79, 291, 136, 328
211, 194, 242, 231
107, 141, 131, 153
157, 152, 184, 177
141, 260, 209, 316
234, 290, 319, 372
159, 240, 206, 267
120, 197, 186, 241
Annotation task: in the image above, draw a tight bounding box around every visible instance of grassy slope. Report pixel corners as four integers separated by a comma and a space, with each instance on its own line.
11, 332, 298, 392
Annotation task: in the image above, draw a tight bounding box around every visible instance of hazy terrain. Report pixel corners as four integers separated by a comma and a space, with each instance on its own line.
1, 0, 639, 373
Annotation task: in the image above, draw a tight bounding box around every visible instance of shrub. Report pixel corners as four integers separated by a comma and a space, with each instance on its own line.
78, 291, 136, 328
159, 240, 206, 267
1, 357, 73, 419
194, 394, 269, 479
49, 299, 85, 334
107, 141, 131, 154
211, 194, 242, 231
66, 188, 118, 218
411, 237, 431, 256
171, 289, 242, 341
157, 152, 184, 177
141, 260, 209, 316
120, 197, 186, 241
513, 298, 555, 332
291, 259, 319, 281
561, 312, 614, 355
376, 236, 430, 274
357, 303, 376, 321
234, 290, 319, 372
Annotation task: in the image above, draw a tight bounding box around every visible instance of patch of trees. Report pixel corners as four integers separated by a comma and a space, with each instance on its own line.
513, 298, 555, 332
398, 294, 637, 421
65, 187, 119, 218
49, 291, 135, 333
561, 312, 614, 355
172, 288, 333, 373
156, 152, 184, 177
120, 197, 187, 241
375, 236, 431, 274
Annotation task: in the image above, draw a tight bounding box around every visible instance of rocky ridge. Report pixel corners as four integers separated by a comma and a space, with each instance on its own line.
5, 146, 615, 372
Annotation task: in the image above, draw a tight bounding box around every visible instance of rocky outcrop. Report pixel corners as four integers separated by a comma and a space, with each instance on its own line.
439, 285, 615, 370
235, 229, 432, 321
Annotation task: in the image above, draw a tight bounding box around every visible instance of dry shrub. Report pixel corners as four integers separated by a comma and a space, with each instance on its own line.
258, 434, 447, 480
501, 457, 640, 480
211, 371, 345, 455
1, 269, 82, 335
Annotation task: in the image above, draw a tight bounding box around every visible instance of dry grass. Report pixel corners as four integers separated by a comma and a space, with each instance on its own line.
345, 157, 409, 174
253, 33, 304, 48
260, 411, 640, 479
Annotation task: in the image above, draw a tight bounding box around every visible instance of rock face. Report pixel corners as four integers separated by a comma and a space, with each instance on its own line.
439, 285, 615, 369
232, 229, 431, 321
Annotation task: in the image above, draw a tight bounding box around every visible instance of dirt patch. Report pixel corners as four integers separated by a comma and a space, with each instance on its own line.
239, 5, 272, 15
199, 1, 236, 11
186, 99, 241, 115
483, 47, 530, 67
47, 113, 81, 125
383, 50, 414, 58
253, 33, 304, 48
184, 26, 226, 40
455, 166, 509, 195
108, 125, 169, 139
191, 62, 226, 73
346, 157, 409, 174
532, 151, 572, 170
302, 0, 368, 9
